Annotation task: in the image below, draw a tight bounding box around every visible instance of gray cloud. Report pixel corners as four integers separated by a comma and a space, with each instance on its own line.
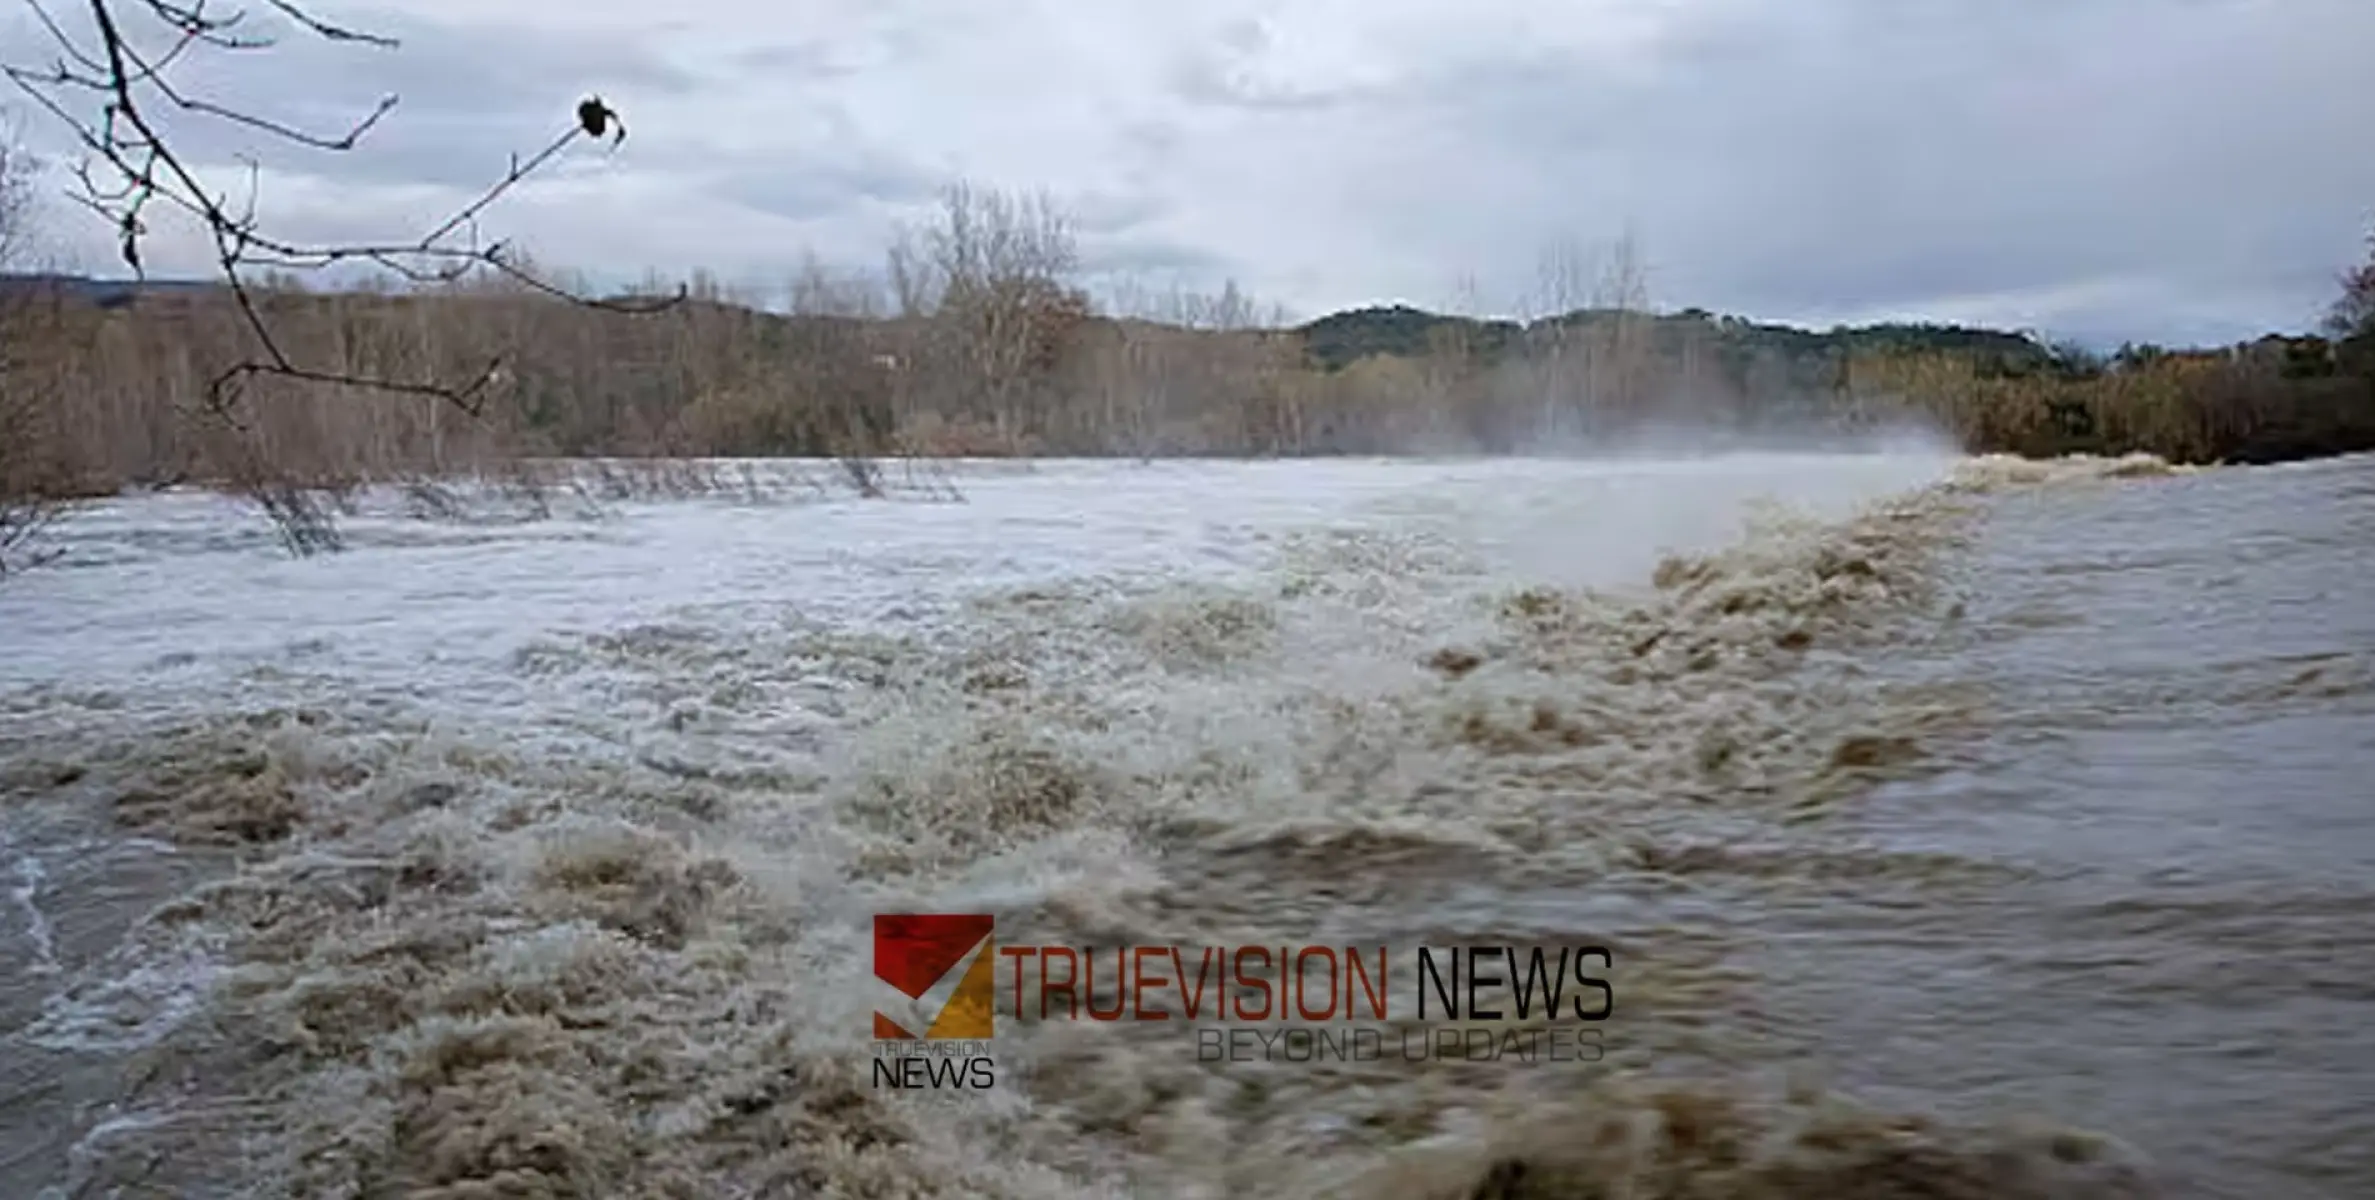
1322, 0, 2375, 342
1076, 231, 1236, 282
4, 0, 2368, 345
731, 40, 864, 80
1067, 189, 1169, 236
712, 152, 943, 222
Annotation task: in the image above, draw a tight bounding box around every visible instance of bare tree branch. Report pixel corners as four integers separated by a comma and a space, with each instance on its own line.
3, 0, 683, 429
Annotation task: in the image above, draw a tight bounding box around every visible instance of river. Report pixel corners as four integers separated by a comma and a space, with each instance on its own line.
0, 449, 2366, 1198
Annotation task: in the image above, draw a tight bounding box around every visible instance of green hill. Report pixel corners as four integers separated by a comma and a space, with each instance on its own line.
1294, 303, 2055, 375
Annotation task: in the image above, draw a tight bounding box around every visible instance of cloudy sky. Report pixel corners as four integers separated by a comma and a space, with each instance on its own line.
6, 0, 2371, 345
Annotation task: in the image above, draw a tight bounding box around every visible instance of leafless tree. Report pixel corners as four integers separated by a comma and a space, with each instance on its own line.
1093, 274, 1295, 456
0, 107, 66, 578
784, 252, 890, 496
1418, 271, 1488, 449
889, 182, 1087, 451
0, 107, 30, 269
1589, 227, 1657, 425
1519, 238, 1596, 442
1087, 275, 1161, 457
2327, 222, 2375, 342
1507, 232, 1658, 446
3, 0, 683, 553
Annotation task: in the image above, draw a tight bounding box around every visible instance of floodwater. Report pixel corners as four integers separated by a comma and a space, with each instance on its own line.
1758, 454, 2375, 1199
0, 449, 2366, 1198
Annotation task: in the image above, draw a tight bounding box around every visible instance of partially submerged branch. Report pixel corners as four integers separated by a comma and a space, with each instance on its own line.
0, 485, 65, 578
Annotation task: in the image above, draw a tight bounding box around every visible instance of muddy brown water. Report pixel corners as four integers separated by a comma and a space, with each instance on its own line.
1750, 455, 2375, 1199
0, 454, 2368, 1198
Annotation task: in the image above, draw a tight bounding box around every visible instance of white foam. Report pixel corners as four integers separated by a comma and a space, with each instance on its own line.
20, 936, 225, 1054
3, 827, 58, 975
10, 450, 2068, 1198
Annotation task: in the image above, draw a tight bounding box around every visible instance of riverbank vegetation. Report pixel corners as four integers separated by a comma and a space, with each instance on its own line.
5, 143, 2372, 523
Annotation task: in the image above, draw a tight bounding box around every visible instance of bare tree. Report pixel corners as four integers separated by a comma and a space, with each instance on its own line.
1588, 227, 1656, 426
1525, 238, 1597, 442
890, 182, 1087, 452
1417, 271, 1490, 450
2327, 222, 2375, 342
0, 106, 66, 578
3, 0, 682, 553
1094, 274, 1293, 456
1090, 274, 1165, 458
0, 105, 30, 268
1505, 232, 1659, 447
786, 252, 891, 496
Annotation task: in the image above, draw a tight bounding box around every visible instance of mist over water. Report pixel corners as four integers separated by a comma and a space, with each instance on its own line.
1492, 411, 1967, 468
0, 447, 2362, 1198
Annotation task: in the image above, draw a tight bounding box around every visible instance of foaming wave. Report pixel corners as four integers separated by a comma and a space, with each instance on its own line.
1322, 1075, 2155, 1199
1947, 451, 2197, 493
0, 452, 2187, 1197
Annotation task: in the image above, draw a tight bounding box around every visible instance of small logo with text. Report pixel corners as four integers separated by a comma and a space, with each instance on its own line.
871, 913, 996, 1089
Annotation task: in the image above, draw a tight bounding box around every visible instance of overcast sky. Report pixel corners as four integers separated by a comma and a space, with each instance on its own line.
7, 0, 2371, 345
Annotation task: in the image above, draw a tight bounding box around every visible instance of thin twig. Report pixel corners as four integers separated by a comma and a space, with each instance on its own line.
4, 0, 683, 420
3, 0, 684, 553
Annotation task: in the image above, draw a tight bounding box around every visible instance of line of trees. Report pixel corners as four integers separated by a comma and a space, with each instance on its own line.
6, 116, 2375, 545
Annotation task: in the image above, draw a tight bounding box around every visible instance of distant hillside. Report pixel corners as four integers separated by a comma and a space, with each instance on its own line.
1294, 304, 2056, 374
0, 272, 223, 309
5, 262, 2369, 482
11, 272, 2058, 371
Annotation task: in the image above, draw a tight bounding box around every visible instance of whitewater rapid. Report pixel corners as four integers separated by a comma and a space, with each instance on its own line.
8, 448, 2331, 1199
